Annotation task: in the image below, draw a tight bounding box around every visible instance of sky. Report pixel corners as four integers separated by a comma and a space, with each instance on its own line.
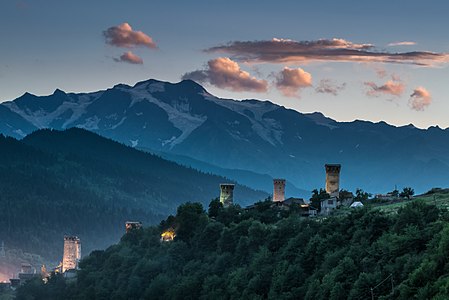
1, 0, 449, 129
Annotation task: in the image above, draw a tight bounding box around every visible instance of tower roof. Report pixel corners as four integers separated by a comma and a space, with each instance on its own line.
325, 163, 341, 167
220, 183, 235, 187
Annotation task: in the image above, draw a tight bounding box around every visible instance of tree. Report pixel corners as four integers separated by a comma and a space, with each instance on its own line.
208, 198, 222, 218
339, 189, 353, 199
400, 187, 415, 200
390, 189, 399, 198
354, 188, 371, 202
310, 189, 330, 211
175, 202, 208, 242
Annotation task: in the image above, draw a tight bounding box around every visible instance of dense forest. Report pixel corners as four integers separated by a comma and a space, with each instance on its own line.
0, 129, 266, 261
16, 199, 449, 299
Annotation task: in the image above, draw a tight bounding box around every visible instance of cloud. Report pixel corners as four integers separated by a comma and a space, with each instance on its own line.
114, 51, 143, 64
104, 23, 156, 48
364, 80, 405, 97
275, 67, 312, 97
387, 41, 417, 47
206, 38, 449, 67
409, 87, 432, 111
182, 57, 268, 92
315, 79, 346, 96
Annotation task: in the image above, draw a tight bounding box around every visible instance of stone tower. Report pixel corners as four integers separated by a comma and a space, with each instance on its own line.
325, 164, 341, 197
220, 184, 235, 207
273, 179, 286, 202
62, 236, 81, 273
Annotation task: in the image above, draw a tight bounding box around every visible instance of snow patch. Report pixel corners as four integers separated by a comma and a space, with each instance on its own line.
130, 139, 139, 147
130, 85, 207, 148
173, 97, 191, 114
110, 117, 127, 130
146, 82, 165, 93
227, 130, 250, 143
3, 92, 102, 129
13, 129, 26, 137
78, 116, 100, 130
105, 113, 118, 120
162, 136, 176, 146
204, 94, 283, 146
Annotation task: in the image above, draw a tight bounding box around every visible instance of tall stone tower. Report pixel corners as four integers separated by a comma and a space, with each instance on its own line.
220, 184, 235, 207
273, 179, 286, 202
325, 164, 341, 197
62, 236, 81, 273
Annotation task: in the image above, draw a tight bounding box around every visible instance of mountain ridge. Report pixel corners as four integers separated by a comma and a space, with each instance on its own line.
1, 78, 448, 194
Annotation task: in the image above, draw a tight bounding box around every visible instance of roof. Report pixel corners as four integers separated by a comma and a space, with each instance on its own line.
320, 196, 338, 202
325, 163, 341, 167
350, 201, 364, 208
283, 197, 306, 206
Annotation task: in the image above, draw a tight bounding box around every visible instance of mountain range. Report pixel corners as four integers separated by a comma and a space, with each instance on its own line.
1, 79, 449, 195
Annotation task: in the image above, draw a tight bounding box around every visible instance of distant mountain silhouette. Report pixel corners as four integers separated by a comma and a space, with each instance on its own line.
1, 79, 449, 194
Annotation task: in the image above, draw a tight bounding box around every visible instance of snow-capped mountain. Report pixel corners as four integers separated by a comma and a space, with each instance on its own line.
2, 79, 449, 195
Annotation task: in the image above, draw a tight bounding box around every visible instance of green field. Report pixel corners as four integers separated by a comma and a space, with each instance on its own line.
372, 189, 449, 213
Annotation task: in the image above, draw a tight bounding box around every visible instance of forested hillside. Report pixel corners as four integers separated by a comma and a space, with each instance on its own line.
0, 129, 266, 262
17, 200, 449, 299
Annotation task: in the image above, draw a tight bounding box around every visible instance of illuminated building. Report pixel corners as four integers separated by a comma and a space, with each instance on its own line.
220, 183, 235, 207
62, 236, 81, 273
125, 221, 142, 233
273, 179, 286, 202
325, 164, 341, 197
161, 229, 175, 242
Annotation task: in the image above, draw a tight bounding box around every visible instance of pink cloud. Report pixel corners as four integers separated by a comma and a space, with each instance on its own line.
114, 51, 143, 64
315, 79, 346, 96
275, 67, 312, 97
409, 87, 432, 111
387, 41, 417, 47
206, 38, 449, 67
364, 80, 405, 97
182, 57, 268, 92
104, 23, 156, 48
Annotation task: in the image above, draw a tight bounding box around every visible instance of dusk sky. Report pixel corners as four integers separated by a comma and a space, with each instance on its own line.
1, 0, 449, 129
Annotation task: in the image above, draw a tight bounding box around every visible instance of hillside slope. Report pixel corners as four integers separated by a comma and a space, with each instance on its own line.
16, 199, 449, 299
0, 128, 267, 262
